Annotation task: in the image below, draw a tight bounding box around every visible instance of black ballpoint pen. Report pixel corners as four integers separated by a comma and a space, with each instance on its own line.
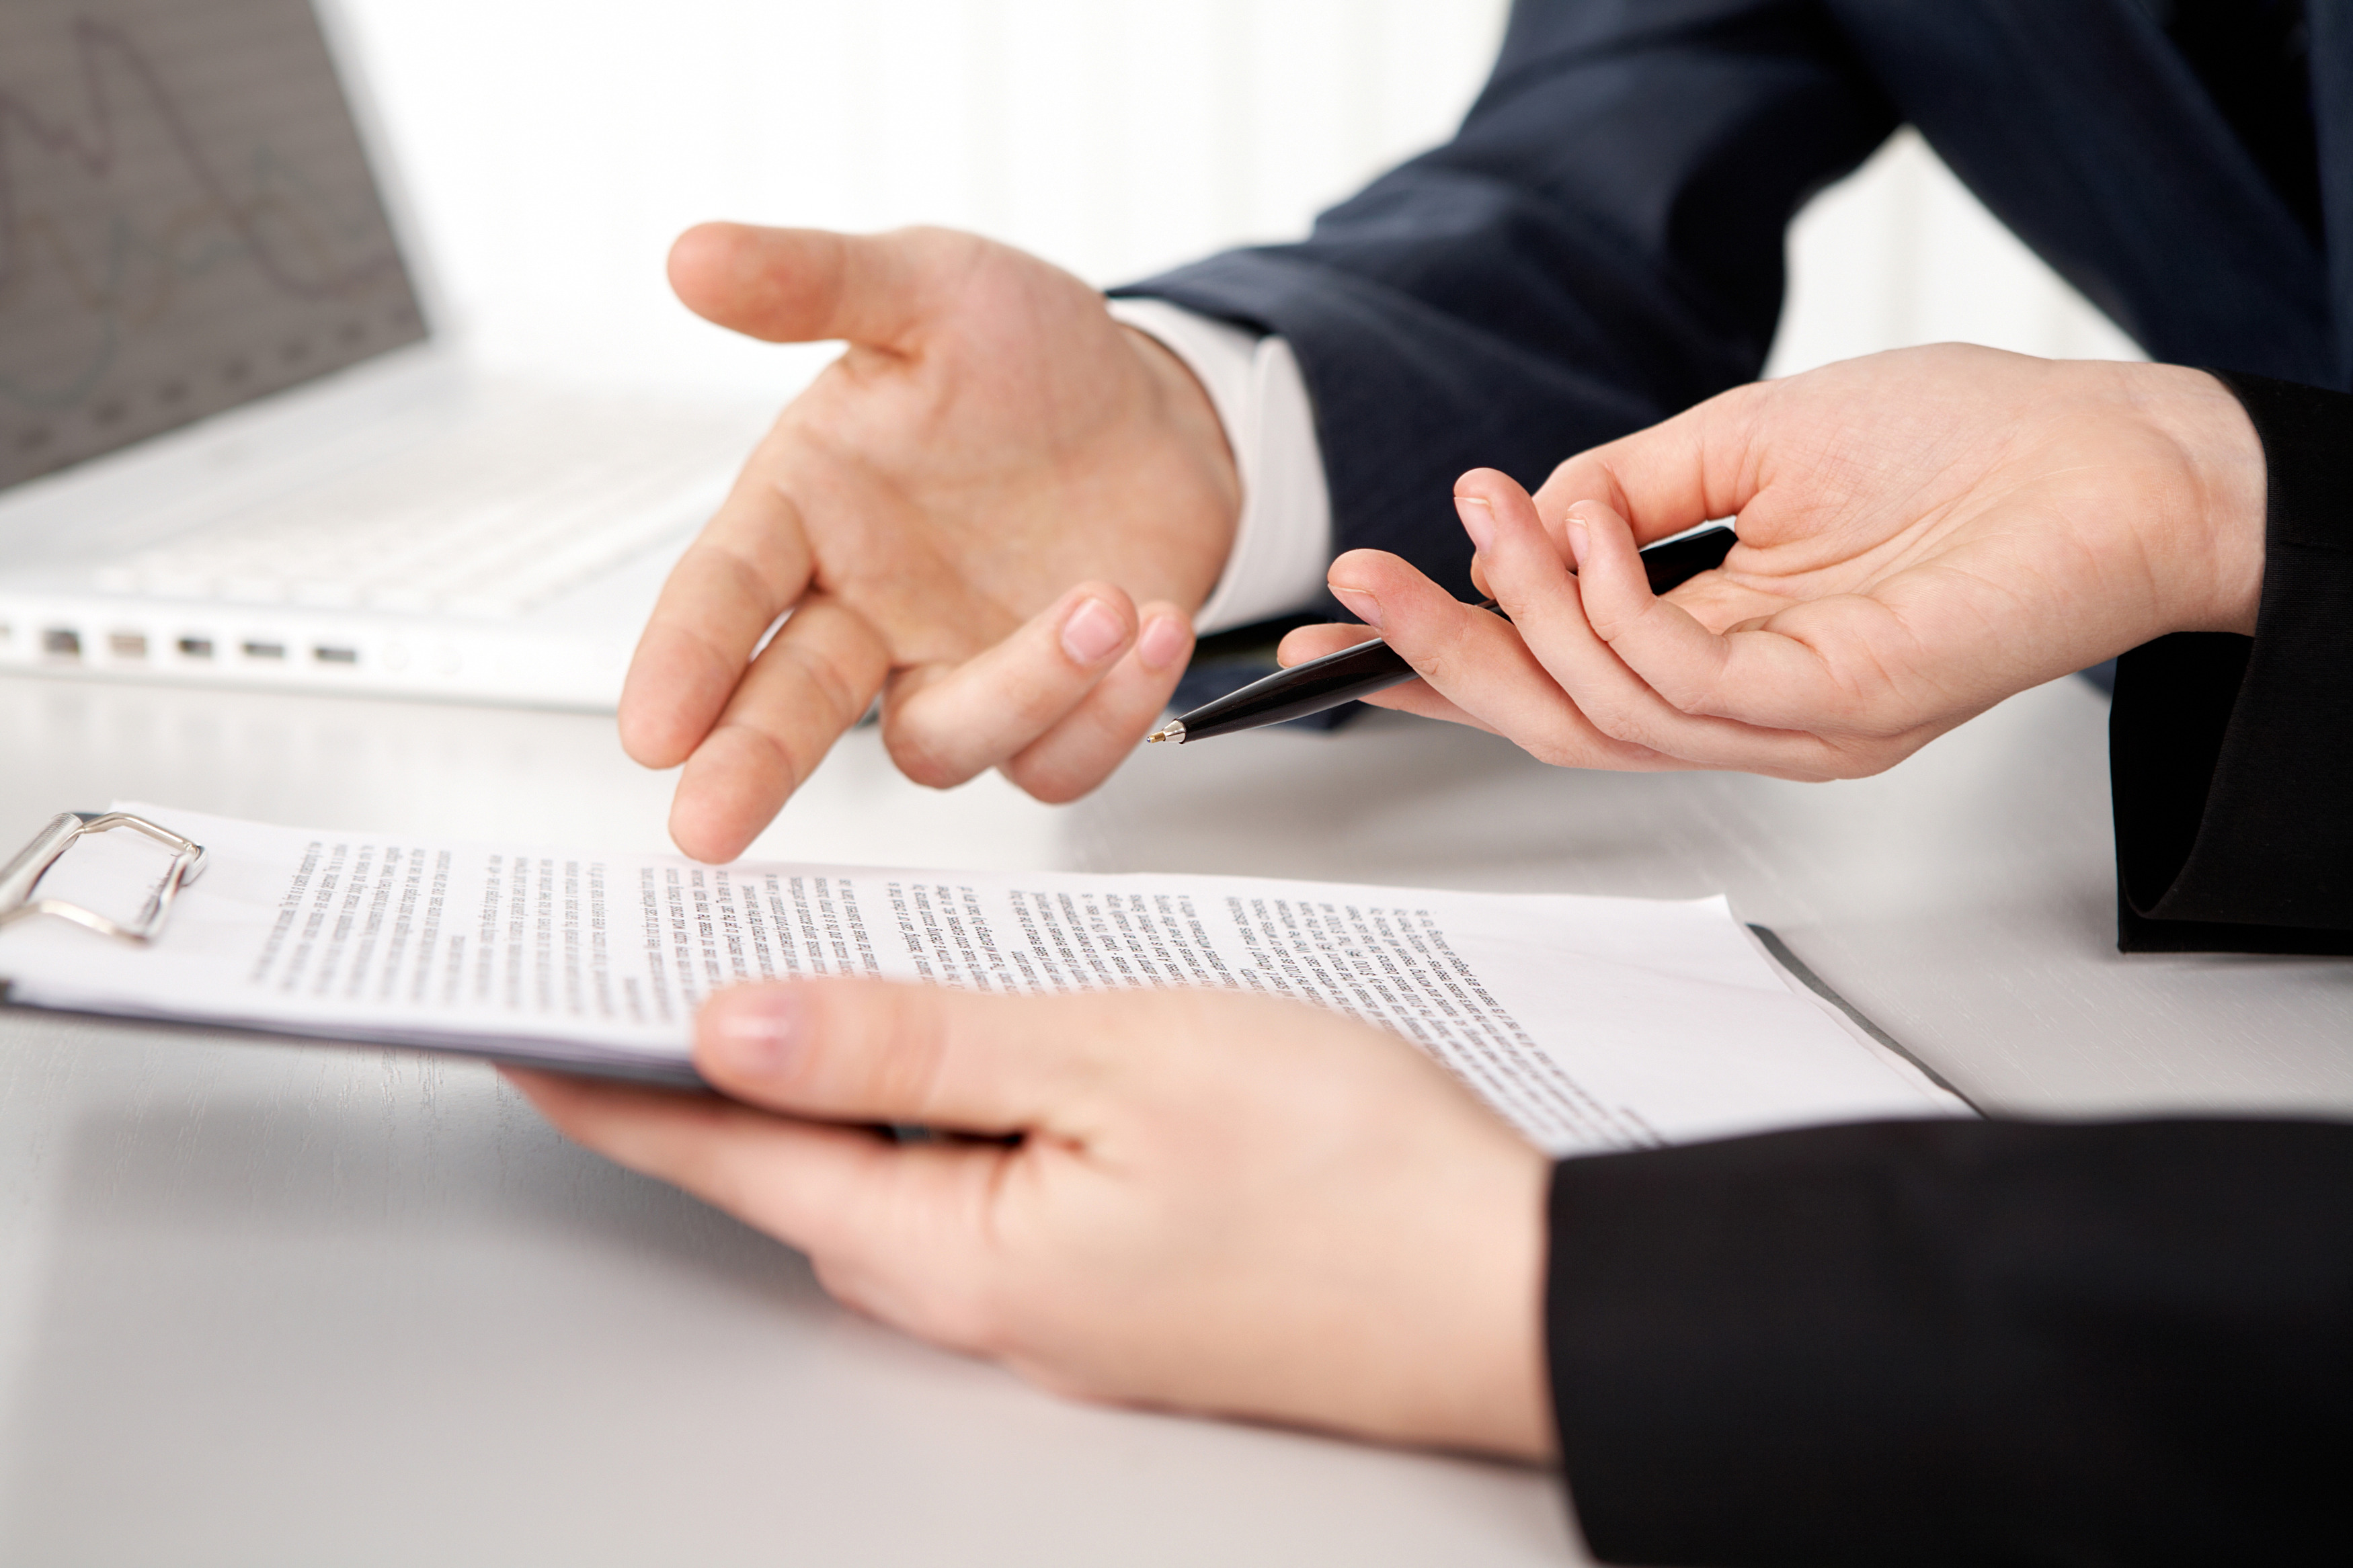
1146, 523, 1739, 745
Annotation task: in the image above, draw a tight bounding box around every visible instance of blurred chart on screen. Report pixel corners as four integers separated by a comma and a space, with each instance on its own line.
0, 0, 424, 489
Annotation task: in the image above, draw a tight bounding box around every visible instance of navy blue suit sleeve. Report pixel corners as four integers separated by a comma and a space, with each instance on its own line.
1113, 0, 1897, 600
1546, 1118, 2353, 1565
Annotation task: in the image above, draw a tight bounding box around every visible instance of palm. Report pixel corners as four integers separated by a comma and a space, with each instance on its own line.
760, 234, 1230, 665
620, 224, 1238, 860
1616, 360, 2197, 753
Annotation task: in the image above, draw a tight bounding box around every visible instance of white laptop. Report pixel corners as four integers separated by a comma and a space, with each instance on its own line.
0, 0, 764, 710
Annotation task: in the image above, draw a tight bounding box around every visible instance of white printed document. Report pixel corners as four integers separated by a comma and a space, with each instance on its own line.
0, 804, 1971, 1156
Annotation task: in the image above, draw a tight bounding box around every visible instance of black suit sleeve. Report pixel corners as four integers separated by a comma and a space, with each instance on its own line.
2110, 373, 2353, 954
1544, 1118, 2353, 1566
1112, 0, 1896, 602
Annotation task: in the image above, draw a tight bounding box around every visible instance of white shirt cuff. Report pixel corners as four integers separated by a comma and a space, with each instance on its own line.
1106, 297, 1333, 635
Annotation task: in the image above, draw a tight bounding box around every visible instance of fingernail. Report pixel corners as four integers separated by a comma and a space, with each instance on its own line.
708, 990, 802, 1078
1061, 596, 1128, 665
1566, 515, 1589, 570
1454, 495, 1494, 551
1137, 612, 1191, 671
1329, 584, 1384, 630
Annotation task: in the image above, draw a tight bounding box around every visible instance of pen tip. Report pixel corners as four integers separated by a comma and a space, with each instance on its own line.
1146, 721, 1185, 745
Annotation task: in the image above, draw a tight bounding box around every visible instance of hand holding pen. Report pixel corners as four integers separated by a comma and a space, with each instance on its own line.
1163, 349, 2241, 780
1149, 518, 1736, 745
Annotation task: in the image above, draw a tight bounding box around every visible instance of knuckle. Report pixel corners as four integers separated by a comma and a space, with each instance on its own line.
1584, 605, 1634, 645
775, 631, 873, 734
883, 717, 978, 790
700, 507, 801, 591
808, 1255, 877, 1316
709, 718, 809, 797
1000, 754, 1096, 805
863, 987, 960, 1116
1412, 607, 1486, 690
922, 1273, 1020, 1357
1823, 736, 1907, 780
657, 1118, 758, 1216
1638, 662, 1720, 720
1538, 453, 1622, 512
1527, 734, 1585, 768
1579, 692, 1662, 749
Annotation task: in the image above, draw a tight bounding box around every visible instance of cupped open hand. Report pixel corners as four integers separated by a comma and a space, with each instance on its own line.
510, 979, 1554, 1458
1281, 345, 2267, 779
625, 224, 1242, 861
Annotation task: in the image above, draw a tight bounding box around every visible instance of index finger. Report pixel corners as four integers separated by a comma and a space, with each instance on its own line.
618, 454, 815, 769
505, 1066, 1013, 1344
666, 593, 889, 862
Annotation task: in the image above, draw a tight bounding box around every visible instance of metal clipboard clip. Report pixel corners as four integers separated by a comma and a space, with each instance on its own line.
0, 812, 208, 945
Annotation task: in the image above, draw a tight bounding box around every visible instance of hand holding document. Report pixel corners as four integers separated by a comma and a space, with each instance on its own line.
0, 804, 1966, 1155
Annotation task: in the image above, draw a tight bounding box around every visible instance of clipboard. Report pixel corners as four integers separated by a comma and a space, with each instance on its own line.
0, 809, 706, 1091
0, 801, 1980, 1136
0, 811, 208, 944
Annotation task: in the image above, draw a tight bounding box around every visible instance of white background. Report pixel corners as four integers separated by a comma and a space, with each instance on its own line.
333, 0, 2143, 406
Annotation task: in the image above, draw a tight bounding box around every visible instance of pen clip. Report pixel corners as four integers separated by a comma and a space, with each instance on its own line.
0, 812, 208, 945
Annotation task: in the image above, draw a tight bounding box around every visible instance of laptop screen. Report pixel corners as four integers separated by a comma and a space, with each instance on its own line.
0, 0, 426, 492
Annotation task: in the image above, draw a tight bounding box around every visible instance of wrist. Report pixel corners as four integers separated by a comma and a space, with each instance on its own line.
1470, 1161, 1562, 1461
1398, 1144, 1559, 1460
1119, 323, 1242, 558
2135, 364, 2268, 636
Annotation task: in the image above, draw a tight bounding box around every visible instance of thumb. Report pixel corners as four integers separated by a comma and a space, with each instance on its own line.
1562, 496, 1741, 713
667, 222, 937, 350
1565, 498, 1681, 643
1532, 378, 1774, 547
694, 978, 1122, 1136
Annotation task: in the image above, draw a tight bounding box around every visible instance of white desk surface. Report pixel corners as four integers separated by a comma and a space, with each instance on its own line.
1, 669, 2345, 1565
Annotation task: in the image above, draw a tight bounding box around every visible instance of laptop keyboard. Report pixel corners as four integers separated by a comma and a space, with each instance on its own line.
93, 407, 743, 620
